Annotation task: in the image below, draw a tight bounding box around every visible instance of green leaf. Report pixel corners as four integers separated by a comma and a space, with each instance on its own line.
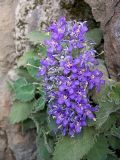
30, 112, 52, 160
15, 84, 35, 102
111, 126, 120, 139
47, 117, 58, 134
39, 45, 46, 57
21, 119, 35, 132
53, 128, 95, 160
30, 112, 47, 132
94, 83, 120, 128
95, 59, 109, 81
85, 28, 103, 46
14, 77, 28, 89
17, 51, 37, 67
36, 134, 51, 160
39, 88, 46, 96
27, 58, 40, 79
10, 101, 34, 124
106, 154, 118, 160
111, 82, 120, 103
16, 67, 35, 83
99, 114, 119, 133
34, 96, 46, 112
87, 136, 109, 160
107, 136, 120, 150
7, 80, 16, 93
26, 31, 50, 44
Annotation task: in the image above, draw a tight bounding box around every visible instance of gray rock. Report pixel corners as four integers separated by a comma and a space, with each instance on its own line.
85, 0, 120, 80
7, 126, 37, 160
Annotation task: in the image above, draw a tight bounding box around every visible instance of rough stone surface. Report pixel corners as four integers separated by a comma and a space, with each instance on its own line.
7, 126, 37, 160
0, 129, 7, 160
85, 0, 120, 80
15, 0, 97, 56
0, 0, 37, 160
0, 0, 17, 74
0, 1, 17, 158
15, 0, 66, 56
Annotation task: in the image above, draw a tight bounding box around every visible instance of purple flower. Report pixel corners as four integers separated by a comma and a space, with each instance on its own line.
38, 17, 105, 137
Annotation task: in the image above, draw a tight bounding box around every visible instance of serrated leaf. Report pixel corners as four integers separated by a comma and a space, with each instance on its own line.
107, 136, 120, 150
26, 31, 50, 44
17, 51, 37, 67
30, 112, 47, 132
95, 59, 109, 81
10, 101, 34, 124
53, 128, 95, 160
15, 84, 35, 102
85, 28, 103, 46
111, 126, 120, 139
21, 119, 35, 133
39, 45, 46, 57
36, 134, 51, 160
7, 80, 15, 93
106, 154, 118, 160
87, 136, 109, 160
30, 112, 52, 160
27, 58, 40, 79
39, 88, 46, 96
94, 83, 120, 128
99, 114, 119, 133
96, 102, 120, 129
111, 83, 120, 103
16, 67, 35, 83
34, 96, 46, 112
14, 77, 28, 89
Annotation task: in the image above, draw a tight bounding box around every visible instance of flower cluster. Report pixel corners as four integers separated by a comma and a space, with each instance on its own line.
38, 17, 105, 137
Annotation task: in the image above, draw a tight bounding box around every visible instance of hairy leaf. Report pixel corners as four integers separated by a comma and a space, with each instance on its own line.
16, 67, 35, 83
30, 112, 47, 132
15, 84, 35, 102
14, 77, 28, 89
31, 113, 52, 160
10, 101, 34, 124
34, 96, 46, 112
53, 128, 95, 160
87, 136, 109, 160
94, 83, 120, 128
27, 58, 40, 79
107, 136, 120, 150
85, 28, 103, 46
111, 126, 120, 139
95, 59, 109, 81
106, 154, 118, 160
36, 133, 51, 160
26, 31, 50, 44
99, 114, 119, 133
39, 45, 46, 57
21, 119, 35, 133
17, 51, 37, 67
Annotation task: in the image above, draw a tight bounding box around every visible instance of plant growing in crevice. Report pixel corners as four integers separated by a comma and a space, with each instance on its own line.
9, 17, 120, 160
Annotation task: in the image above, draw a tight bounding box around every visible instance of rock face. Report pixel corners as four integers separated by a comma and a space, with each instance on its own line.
15, 0, 97, 56
0, 0, 46, 159
85, 0, 120, 80
0, 0, 17, 74
0, 0, 16, 158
